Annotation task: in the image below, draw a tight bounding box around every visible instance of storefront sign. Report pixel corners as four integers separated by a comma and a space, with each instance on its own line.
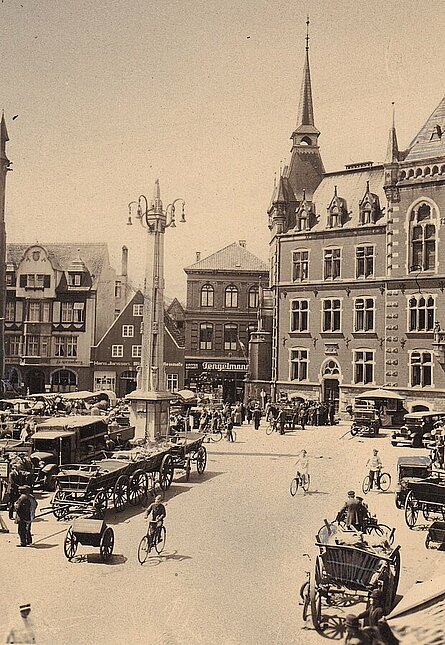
186, 360, 247, 372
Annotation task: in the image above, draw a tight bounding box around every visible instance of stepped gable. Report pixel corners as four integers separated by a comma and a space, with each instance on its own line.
7, 242, 110, 286
185, 242, 268, 273
404, 94, 445, 163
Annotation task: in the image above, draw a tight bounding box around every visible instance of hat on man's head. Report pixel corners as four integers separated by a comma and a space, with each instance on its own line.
19, 603, 31, 613
344, 614, 359, 627
347, 490, 355, 497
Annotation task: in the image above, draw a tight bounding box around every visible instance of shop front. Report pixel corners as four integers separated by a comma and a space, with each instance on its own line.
185, 359, 248, 404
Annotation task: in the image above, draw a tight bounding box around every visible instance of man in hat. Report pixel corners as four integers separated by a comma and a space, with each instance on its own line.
144, 494, 166, 544
5, 603, 36, 643
366, 449, 383, 490
14, 485, 37, 547
337, 491, 361, 529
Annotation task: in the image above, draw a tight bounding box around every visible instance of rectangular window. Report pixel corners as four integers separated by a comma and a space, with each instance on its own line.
322, 299, 341, 332
354, 298, 375, 332
6, 273, 14, 287
224, 324, 237, 351
54, 336, 65, 357
28, 302, 40, 322
167, 373, 179, 392
132, 345, 142, 358
410, 351, 432, 387
61, 302, 73, 323
290, 300, 309, 332
409, 296, 435, 332
112, 345, 123, 358
73, 302, 84, 323
42, 302, 50, 323
354, 350, 374, 384
27, 335, 39, 356
40, 336, 51, 357
324, 248, 341, 280
66, 337, 78, 358
122, 325, 134, 338
290, 349, 308, 381
5, 301, 15, 322
133, 304, 144, 317
292, 251, 309, 282
7, 335, 22, 356
115, 281, 122, 298
356, 246, 374, 278
36, 274, 45, 288
68, 273, 81, 286
200, 323, 213, 350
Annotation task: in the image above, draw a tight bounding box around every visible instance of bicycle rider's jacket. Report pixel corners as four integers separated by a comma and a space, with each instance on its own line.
145, 503, 166, 522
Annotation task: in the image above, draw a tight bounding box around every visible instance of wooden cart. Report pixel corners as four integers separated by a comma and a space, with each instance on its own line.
404, 478, 445, 528
63, 518, 114, 562
52, 447, 174, 519
425, 520, 445, 549
168, 432, 207, 481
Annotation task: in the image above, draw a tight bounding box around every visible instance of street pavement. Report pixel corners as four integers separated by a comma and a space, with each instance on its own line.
0, 420, 443, 644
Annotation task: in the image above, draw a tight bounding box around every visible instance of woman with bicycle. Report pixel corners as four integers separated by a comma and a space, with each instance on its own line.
294, 450, 310, 493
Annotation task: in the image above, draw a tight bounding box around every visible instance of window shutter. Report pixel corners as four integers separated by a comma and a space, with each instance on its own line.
44, 275, 51, 288
19, 275, 26, 287
53, 301, 61, 323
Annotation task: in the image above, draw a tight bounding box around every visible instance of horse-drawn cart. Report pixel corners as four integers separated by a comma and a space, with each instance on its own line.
52, 446, 174, 519
168, 432, 207, 481
404, 478, 445, 528
307, 526, 400, 633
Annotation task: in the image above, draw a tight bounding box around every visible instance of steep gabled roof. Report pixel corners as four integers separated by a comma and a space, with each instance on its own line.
184, 242, 268, 273
405, 95, 445, 163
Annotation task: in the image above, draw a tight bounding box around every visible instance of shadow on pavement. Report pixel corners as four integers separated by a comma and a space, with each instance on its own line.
140, 550, 192, 567
29, 543, 58, 549
66, 553, 127, 565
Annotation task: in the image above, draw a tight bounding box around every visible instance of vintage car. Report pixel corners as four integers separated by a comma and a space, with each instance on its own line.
391, 411, 445, 448
351, 400, 381, 436
394, 455, 432, 508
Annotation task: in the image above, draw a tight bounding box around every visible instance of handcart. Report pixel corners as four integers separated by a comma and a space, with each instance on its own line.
63, 518, 114, 562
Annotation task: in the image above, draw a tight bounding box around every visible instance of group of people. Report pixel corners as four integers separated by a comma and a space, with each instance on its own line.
266, 399, 337, 431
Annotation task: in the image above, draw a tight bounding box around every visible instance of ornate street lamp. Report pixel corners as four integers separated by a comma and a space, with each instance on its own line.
126, 180, 186, 443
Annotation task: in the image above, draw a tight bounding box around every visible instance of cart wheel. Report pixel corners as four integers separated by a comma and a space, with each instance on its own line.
390, 548, 401, 606
302, 474, 310, 493
155, 526, 166, 554
210, 430, 223, 442
93, 490, 108, 519
113, 475, 129, 512
159, 454, 174, 491
290, 477, 298, 496
350, 425, 359, 436
309, 579, 323, 632
378, 473, 391, 492
425, 534, 432, 549
99, 527, 114, 562
128, 470, 148, 506
362, 475, 371, 495
196, 446, 207, 475
138, 535, 150, 564
63, 527, 78, 560
52, 489, 68, 520
404, 491, 418, 529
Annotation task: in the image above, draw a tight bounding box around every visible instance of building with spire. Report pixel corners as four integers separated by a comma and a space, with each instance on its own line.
269, 24, 445, 416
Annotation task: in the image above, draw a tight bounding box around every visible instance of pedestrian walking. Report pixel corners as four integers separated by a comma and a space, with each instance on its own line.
5, 603, 36, 644
225, 418, 235, 442
7, 461, 24, 520
277, 407, 286, 435
251, 406, 261, 430
14, 485, 37, 547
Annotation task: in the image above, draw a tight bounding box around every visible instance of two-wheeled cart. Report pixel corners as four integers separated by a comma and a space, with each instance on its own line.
63, 518, 114, 562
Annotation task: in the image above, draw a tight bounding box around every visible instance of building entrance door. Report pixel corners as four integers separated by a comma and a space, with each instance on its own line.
26, 369, 45, 394
323, 378, 339, 412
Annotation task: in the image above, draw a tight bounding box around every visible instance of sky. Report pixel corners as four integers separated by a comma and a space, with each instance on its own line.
1, 0, 444, 300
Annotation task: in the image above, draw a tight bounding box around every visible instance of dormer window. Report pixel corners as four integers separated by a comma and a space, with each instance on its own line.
68, 273, 82, 287
359, 182, 380, 225
295, 191, 312, 231
297, 209, 308, 231
409, 201, 437, 272
327, 187, 346, 229
328, 205, 340, 228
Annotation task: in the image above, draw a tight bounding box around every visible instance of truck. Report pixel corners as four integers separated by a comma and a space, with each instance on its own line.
30, 415, 134, 490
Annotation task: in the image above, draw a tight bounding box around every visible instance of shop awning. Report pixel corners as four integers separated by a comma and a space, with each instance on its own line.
355, 388, 404, 401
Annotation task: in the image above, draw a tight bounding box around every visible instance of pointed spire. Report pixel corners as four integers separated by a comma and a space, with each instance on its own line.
296, 17, 315, 128
385, 102, 399, 163
152, 178, 162, 211
0, 112, 9, 160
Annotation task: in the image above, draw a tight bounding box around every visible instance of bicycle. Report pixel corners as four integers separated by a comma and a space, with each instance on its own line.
290, 472, 310, 496
266, 419, 277, 435
137, 521, 167, 564
362, 471, 391, 495
299, 554, 312, 621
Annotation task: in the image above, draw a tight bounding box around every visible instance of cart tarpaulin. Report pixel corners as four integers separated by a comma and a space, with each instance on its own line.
386, 574, 445, 644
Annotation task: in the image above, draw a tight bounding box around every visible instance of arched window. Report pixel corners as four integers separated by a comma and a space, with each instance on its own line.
248, 286, 259, 309
409, 202, 437, 272
50, 369, 77, 393
200, 284, 214, 307
225, 285, 238, 308
322, 360, 340, 376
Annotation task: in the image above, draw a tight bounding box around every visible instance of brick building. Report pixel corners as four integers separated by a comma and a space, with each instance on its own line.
5, 243, 116, 393
269, 34, 445, 413
91, 290, 185, 397
184, 241, 268, 402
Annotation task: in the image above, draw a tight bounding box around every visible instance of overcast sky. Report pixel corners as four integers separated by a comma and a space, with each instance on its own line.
1, 0, 444, 300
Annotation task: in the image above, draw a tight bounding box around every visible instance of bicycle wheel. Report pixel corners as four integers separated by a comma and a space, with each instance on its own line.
378, 473, 391, 492
210, 430, 222, 443
302, 474, 310, 493
290, 477, 299, 496
266, 424, 274, 435
155, 526, 166, 554
362, 475, 371, 495
301, 580, 310, 621
138, 535, 150, 564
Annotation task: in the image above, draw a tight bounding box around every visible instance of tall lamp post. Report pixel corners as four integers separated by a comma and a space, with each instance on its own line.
126, 180, 186, 443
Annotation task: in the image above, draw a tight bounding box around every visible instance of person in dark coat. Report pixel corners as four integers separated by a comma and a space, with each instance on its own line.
277, 408, 286, 435
337, 491, 361, 529
7, 463, 24, 520
252, 406, 261, 430
14, 485, 37, 547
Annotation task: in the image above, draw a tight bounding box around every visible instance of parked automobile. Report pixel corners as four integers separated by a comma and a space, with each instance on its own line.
391, 411, 445, 448
394, 455, 432, 508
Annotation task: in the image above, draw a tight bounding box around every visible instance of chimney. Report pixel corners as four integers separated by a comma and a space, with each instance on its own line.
196, 251, 201, 262
121, 245, 128, 277
239, 240, 246, 248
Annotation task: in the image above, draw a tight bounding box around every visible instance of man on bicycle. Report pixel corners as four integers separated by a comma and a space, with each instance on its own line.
366, 449, 383, 490
144, 495, 166, 543
295, 449, 310, 492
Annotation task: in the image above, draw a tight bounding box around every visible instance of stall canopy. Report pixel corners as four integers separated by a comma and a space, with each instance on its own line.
174, 389, 197, 403
386, 574, 445, 644
355, 388, 404, 400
